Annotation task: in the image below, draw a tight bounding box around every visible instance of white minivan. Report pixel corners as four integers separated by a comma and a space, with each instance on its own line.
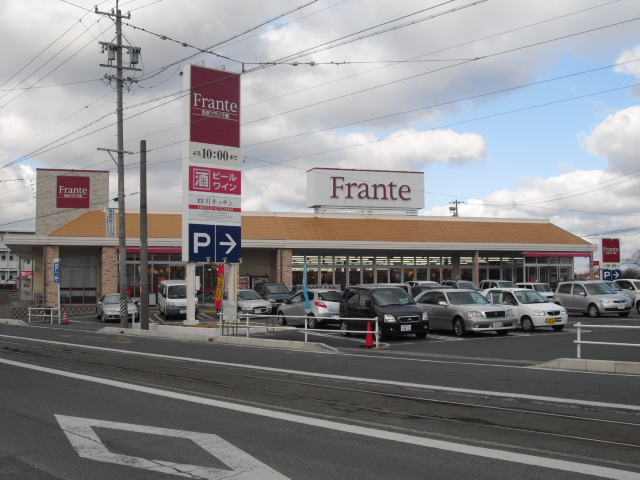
158, 280, 199, 319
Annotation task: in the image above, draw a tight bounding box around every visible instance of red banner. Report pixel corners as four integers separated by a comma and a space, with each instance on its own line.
189, 166, 241, 195
190, 67, 240, 148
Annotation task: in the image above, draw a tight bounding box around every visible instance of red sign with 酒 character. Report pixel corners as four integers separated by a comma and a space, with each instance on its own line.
189, 166, 241, 195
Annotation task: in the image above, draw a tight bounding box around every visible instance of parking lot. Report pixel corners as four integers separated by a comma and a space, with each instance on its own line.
21, 305, 640, 365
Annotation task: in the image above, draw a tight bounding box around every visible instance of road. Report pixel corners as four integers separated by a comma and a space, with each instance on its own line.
0, 310, 639, 479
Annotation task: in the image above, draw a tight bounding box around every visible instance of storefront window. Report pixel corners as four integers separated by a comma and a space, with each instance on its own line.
442, 268, 452, 281
390, 256, 402, 266
403, 267, 415, 282
489, 268, 501, 279
415, 256, 429, 265
461, 268, 472, 281
292, 256, 305, 266
307, 268, 318, 285
430, 268, 440, 282
375, 256, 388, 265
416, 268, 428, 281
334, 256, 347, 265
152, 254, 169, 262
292, 268, 303, 285
460, 257, 473, 266
349, 268, 361, 285
362, 256, 374, 265
429, 257, 440, 265
305, 255, 319, 265
349, 256, 361, 265
321, 268, 333, 284
560, 257, 572, 264
390, 268, 401, 282
60, 257, 98, 304
363, 267, 374, 283
335, 268, 346, 287
321, 256, 333, 265
489, 257, 501, 266
376, 268, 388, 283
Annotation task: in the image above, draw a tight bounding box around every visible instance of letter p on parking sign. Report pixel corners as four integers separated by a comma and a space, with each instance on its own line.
189, 224, 216, 262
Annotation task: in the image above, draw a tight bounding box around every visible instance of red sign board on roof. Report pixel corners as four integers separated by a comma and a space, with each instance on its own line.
57, 176, 90, 209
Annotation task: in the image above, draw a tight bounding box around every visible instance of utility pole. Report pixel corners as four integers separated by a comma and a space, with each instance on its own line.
140, 140, 149, 330
95, 1, 141, 328
449, 199, 464, 217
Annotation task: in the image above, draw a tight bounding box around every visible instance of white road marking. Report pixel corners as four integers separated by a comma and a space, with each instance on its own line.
0, 333, 637, 411
56, 415, 290, 479
0, 359, 635, 480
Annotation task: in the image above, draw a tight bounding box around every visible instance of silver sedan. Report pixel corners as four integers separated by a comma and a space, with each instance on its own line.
96, 294, 138, 323
277, 289, 342, 329
414, 289, 517, 336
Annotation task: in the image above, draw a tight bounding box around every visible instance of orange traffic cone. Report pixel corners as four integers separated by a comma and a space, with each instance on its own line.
362, 321, 375, 348
62, 310, 69, 325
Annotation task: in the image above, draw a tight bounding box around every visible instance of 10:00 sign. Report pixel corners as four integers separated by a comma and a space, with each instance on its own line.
193, 149, 238, 162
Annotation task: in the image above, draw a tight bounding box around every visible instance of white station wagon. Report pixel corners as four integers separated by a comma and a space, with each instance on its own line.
484, 288, 568, 332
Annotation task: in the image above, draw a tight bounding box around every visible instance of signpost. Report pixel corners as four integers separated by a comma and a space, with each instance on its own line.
53, 258, 61, 324
602, 269, 622, 281
182, 65, 242, 325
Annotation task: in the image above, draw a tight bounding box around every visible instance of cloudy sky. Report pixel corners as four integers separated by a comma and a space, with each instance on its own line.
2, 0, 640, 266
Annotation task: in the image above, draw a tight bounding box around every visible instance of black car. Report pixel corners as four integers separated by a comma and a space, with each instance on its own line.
254, 282, 292, 313
339, 285, 429, 339
441, 280, 481, 291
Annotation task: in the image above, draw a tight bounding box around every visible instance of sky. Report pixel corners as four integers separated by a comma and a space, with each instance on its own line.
2, 0, 640, 270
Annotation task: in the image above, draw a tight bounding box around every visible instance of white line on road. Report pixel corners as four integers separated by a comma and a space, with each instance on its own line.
0, 358, 637, 480
0, 333, 637, 411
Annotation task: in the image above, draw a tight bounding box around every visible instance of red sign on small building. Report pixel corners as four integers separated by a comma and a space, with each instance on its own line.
57, 176, 90, 208
601, 238, 621, 263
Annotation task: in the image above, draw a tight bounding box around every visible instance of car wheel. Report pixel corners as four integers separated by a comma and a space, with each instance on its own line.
496, 329, 509, 336
521, 316, 535, 332
587, 304, 600, 318
618, 312, 630, 317
552, 325, 565, 331
415, 331, 427, 339
277, 313, 287, 326
307, 315, 318, 330
96, 310, 101, 320
453, 317, 467, 337
636, 301, 640, 315
340, 320, 351, 337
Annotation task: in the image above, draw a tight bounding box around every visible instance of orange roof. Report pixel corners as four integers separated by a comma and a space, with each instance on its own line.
48, 211, 589, 246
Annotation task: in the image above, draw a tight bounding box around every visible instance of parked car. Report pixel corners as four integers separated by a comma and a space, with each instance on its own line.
442, 280, 481, 291
339, 285, 429, 339
254, 282, 292, 313
479, 280, 518, 290
277, 289, 342, 329
406, 281, 440, 286
158, 279, 199, 319
553, 281, 631, 318
197, 290, 215, 304
411, 284, 454, 299
601, 281, 628, 297
96, 294, 138, 323
237, 289, 272, 318
516, 282, 554, 301
614, 279, 640, 313
414, 289, 517, 337
359, 283, 412, 295
484, 288, 567, 332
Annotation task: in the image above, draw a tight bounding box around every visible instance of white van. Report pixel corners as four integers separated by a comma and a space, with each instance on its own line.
158, 280, 199, 319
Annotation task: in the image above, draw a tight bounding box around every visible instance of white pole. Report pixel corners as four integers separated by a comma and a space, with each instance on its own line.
57, 282, 61, 325
577, 323, 581, 359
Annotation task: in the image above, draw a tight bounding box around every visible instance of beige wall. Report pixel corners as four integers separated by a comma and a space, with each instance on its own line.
36, 169, 109, 235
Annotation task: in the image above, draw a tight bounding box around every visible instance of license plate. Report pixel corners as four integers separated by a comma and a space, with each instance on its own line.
546, 318, 556, 324
401, 325, 411, 331
180, 309, 186, 314
618, 304, 625, 310
492, 322, 503, 328
331, 314, 340, 319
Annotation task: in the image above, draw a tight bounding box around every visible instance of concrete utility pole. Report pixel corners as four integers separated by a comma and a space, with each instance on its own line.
140, 140, 149, 330
95, 1, 140, 328
449, 199, 464, 217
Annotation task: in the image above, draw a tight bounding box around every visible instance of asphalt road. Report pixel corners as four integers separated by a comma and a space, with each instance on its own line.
1, 310, 639, 479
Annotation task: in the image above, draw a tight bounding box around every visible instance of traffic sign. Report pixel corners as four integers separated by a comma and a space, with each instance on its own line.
53, 258, 60, 284
602, 269, 622, 281
189, 224, 241, 263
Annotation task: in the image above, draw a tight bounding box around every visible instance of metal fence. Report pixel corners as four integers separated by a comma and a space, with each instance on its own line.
222, 314, 381, 348
574, 323, 640, 359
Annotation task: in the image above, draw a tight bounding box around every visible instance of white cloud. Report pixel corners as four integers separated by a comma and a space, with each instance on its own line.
614, 45, 640, 79
582, 105, 640, 173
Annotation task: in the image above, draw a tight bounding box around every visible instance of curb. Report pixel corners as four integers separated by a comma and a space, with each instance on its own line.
536, 358, 640, 375
0, 319, 27, 325
99, 326, 338, 353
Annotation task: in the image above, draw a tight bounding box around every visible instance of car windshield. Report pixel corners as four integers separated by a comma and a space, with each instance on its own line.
634, 281, 640, 290
167, 285, 187, 299
605, 282, 623, 292
371, 289, 415, 306
265, 284, 289, 294
318, 291, 342, 302
533, 284, 552, 293
447, 291, 490, 305
103, 295, 131, 304
458, 281, 479, 290
497, 281, 517, 288
238, 290, 261, 300
514, 290, 548, 304
585, 283, 615, 295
